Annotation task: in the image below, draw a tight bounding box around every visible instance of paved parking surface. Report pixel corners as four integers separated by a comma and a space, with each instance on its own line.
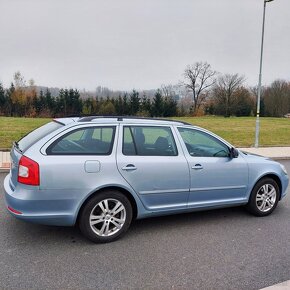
0, 161, 289, 290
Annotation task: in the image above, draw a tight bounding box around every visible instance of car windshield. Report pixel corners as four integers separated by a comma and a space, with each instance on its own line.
17, 121, 63, 152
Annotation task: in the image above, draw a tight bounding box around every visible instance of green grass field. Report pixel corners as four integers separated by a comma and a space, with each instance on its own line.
0, 117, 50, 150
0, 116, 289, 149
175, 116, 290, 147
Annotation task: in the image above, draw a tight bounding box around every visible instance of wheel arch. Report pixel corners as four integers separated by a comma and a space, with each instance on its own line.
75, 186, 138, 225
253, 174, 282, 200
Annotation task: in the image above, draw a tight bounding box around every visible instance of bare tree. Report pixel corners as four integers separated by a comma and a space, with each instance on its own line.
182, 62, 216, 115
161, 84, 177, 98
213, 73, 245, 117
263, 80, 290, 117
11, 71, 26, 110
250, 85, 266, 116
13, 71, 26, 88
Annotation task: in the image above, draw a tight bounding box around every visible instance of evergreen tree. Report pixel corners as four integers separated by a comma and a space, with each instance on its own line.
64, 89, 70, 115
82, 98, 93, 115
0, 83, 5, 114
94, 97, 100, 114
99, 101, 116, 115
56, 89, 65, 116
129, 90, 140, 115
72, 89, 82, 115
45, 88, 55, 116
233, 88, 253, 117
151, 91, 164, 117
163, 96, 177, 117
114, 95, 124, 115
122, 94, 130, 115
32, 90, 42, 114
140, 95, 151, 114
5, 83, 15, 116
38, 90, 46, 113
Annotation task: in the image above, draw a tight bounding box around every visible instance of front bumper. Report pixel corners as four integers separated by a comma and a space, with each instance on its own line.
281, 173, 289, 199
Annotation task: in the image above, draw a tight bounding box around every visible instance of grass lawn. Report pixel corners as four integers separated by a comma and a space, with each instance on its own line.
175, 116, 290, 147
0, 117, 50, 150
0, 116, 289, 149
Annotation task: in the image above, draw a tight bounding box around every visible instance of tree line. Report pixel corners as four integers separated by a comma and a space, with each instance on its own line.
0, 65, 290, 118
0, 72, 178, 118
181, 62, 290, 117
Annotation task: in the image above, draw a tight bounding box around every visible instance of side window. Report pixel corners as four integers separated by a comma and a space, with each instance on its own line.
47, 126, 116, 155
123, 126, 177, 156
178, 128, 229, 157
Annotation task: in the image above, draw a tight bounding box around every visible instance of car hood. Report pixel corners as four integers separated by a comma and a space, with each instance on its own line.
240, 150, 274, 162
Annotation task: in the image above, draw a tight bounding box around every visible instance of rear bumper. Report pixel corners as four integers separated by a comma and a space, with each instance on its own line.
4, 174, 77, 226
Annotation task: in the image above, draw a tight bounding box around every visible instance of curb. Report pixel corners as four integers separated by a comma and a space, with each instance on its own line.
260, 280, 290, 290
271, 157, 290, 161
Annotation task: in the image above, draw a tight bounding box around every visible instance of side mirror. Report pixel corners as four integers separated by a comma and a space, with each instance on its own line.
229, 147, 239, 158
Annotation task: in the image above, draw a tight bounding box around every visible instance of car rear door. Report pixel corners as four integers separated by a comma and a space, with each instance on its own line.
40, 124, 119, 191
117, 124, 190, 211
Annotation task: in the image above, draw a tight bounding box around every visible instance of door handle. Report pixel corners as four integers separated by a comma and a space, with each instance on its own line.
122, 164, 137, 171
192, 164, 203, 170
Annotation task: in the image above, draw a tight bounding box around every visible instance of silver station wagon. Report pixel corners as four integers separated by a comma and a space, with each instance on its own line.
4, 117, 289, 243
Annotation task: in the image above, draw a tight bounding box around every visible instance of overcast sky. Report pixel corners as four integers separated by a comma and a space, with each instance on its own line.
0, 0, 289, 91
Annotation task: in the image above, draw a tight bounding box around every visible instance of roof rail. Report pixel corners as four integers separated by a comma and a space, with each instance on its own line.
78, 116, 123, 122
77, 115, 191, 125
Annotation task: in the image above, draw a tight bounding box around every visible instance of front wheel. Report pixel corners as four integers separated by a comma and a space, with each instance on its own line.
79, 191, 133, 243
246, 178, 280, 217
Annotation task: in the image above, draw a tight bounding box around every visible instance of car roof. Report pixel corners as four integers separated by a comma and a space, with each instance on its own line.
55, 116, 191, 126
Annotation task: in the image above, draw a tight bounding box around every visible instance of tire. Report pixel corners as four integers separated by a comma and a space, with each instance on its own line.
79, 190, 133, 243
246, 178, 280, 217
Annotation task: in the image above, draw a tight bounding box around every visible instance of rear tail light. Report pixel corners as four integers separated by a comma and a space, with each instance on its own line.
18, 156, 40, 186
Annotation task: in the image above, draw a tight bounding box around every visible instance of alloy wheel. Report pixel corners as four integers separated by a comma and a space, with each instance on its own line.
89, 198, 126, 237
255, 184, 277, 213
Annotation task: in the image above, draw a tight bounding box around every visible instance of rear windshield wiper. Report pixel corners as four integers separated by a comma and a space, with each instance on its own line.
13, 141, 23, 153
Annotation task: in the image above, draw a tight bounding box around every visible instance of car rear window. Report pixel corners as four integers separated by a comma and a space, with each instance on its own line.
46, 126, 116, 155
17, 121, 63, 152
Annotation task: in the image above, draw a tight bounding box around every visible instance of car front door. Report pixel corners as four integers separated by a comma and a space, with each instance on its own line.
117, 125, 190, 212
176, 127, 248, 208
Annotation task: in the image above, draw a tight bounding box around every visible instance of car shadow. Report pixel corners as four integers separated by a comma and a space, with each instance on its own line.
3, 204, 287, 246
129, 206, 248, 233
2, 206, 246, 245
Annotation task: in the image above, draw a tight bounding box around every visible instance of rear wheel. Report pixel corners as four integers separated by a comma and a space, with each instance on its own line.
246, 178, 280, 217
79, 190, 133, 243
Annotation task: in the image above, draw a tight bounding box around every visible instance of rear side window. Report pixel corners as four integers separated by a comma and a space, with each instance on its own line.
47, 126, 116, 155
18, 121, 63, 152
123, 126, 177, 156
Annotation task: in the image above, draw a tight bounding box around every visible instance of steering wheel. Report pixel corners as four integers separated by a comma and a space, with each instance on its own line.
213, 150, 228, 157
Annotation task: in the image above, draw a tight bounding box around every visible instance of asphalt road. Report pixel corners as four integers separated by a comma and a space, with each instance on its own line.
1, 161, 290, 290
